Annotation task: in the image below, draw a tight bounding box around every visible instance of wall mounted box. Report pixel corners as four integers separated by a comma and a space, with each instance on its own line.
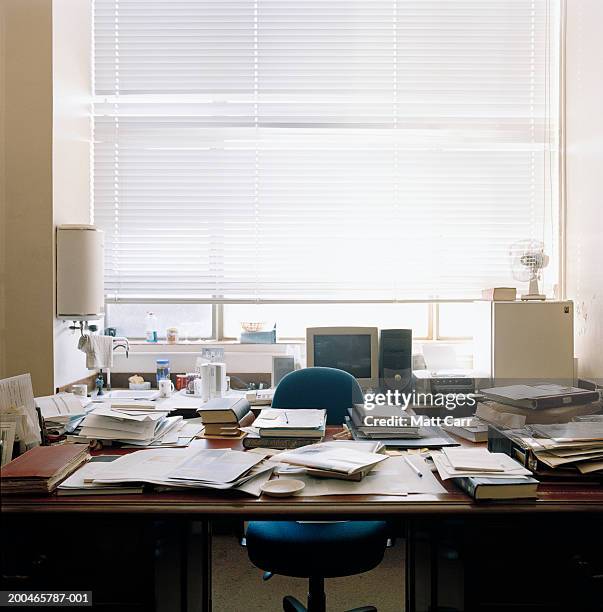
56, 225, 104, 320
473, 300, 574, 386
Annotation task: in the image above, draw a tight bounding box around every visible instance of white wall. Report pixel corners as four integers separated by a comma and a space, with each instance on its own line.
565, 0, 603, 381
52, 0, 95, 388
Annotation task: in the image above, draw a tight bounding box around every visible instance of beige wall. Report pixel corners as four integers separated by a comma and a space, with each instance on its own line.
0, 0, 93, 394
1, 0, 55, 395
565, 0, 603, 381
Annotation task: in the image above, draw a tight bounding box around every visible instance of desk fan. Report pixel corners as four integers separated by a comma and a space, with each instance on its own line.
510, 239, 549, 301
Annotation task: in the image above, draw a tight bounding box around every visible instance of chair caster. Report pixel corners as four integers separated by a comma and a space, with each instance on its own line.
283, 595, 307, 612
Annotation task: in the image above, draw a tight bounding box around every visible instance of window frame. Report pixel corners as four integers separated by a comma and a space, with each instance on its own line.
106, 301, 476, 342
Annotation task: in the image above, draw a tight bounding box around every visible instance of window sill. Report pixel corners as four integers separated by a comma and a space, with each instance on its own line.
123, 340, 303, 355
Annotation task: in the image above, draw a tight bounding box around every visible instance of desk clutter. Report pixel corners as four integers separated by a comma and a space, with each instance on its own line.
489, 420, 603, 479
242, 407, 327, 449
0, 444, 89, 495
197, 397, 255, 438
430, 447, 538, 500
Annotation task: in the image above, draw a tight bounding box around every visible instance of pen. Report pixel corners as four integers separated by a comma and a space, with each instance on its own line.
404, 455, 423, 478
283, 410, 289, 424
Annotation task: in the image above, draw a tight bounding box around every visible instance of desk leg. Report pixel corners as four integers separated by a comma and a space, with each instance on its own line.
430, 526, 439, 612
180, 520, 189, 612
200, 520, 212, 612
405, 520, 416, 612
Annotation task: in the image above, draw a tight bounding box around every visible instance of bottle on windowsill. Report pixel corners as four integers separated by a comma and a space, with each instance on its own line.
145, 312, 158, 343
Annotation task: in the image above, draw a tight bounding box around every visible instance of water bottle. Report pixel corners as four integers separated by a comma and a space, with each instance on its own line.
145, 312, 158, 343
156, 359, 170, 386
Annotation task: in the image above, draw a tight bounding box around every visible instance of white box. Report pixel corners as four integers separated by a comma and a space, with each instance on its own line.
473, 301, 574, 386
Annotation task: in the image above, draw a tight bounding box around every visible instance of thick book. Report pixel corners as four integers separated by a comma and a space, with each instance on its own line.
452, 475, 538, 500
203, 411, 255, 436
442, 418, 489, 442
481, 385, 599, 411
196, 397, 251, 424
481, 287, 517, 301
0, 443, 89, 494
243, 434, 323, 450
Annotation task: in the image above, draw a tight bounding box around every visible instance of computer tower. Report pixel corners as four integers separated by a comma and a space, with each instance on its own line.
379, 329, 413, 393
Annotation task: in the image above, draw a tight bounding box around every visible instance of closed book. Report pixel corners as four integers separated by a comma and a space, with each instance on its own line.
197, 397, 251, 424
452, 475, 538, 500
203, 411, 256, 436
481, 385, 599, 411
243, 435, 323, 450
478, 399, 600, 424
481, 287, 517, 301
0, 443, 89, 494
442, 420, 489, 442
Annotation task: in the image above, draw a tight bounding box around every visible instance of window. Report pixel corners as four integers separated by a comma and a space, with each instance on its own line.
223, 303, 430, 339
92, 1, 561, 312
104, 304, 213, 340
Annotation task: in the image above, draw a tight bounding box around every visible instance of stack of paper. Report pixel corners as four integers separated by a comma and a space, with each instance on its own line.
276, 440, 388, 478
431, 447, 538, 500
69, 404, 202, 447
522, 423, 603, 476
57, 456, 144, 496
348, 404, 420, 439
433, 448, 533, 479
89, 442, 274, 496
242, 408, 327, 449
36, 393, 92, 435
253, 408, 326, 438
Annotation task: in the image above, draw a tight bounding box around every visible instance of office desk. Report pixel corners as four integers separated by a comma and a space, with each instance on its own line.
2, 433, 603, 612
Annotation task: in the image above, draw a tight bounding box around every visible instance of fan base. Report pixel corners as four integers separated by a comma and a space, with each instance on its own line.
521, 293, 546, 301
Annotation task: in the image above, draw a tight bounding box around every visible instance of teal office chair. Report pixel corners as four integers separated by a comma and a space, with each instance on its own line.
246, 367, 389, 612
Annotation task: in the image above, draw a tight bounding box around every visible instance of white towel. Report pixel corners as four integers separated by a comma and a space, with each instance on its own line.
78, 334, 114, 370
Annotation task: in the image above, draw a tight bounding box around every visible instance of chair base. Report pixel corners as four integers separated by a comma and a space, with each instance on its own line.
283, 597, 377, 612
281, 576, 377, 612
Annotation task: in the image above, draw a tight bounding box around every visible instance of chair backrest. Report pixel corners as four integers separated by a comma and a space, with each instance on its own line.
271, 367, 364, 425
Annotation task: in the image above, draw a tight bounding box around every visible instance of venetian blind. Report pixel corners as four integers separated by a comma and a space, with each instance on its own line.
93, 0, 560, 302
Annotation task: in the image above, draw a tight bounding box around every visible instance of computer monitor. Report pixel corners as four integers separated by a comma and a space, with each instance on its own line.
306, 327, 379, 390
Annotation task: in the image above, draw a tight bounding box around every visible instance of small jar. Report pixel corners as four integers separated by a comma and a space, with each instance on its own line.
156, 359, 170, 386
166, 327, 179, 344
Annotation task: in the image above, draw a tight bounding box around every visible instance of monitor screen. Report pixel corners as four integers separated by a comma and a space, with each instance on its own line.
313, 334, 372, 379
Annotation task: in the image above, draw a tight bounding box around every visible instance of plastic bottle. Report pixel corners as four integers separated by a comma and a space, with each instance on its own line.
156, 359, 170, 385
145, 312, 158, 343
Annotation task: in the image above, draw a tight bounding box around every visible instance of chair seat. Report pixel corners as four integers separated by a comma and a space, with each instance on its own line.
246, 521, 388, 579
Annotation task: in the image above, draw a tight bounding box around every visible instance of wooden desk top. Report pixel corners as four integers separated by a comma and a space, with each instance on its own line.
3, 429, 603, 517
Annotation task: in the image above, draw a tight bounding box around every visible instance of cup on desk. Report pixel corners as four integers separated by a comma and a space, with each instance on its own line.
158, 378, 175, 398
71, 384, 88, 397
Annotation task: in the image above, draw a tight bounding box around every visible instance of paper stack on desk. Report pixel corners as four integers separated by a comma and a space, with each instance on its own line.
348, 404, 420, 439
69, 404, 203, 447
36, 393, 92, 435
242, 408, 326, 449
519, 422, 603, 476
89, 442, 274, 496
431, 447, 538, 500
276, 440, 388, 477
